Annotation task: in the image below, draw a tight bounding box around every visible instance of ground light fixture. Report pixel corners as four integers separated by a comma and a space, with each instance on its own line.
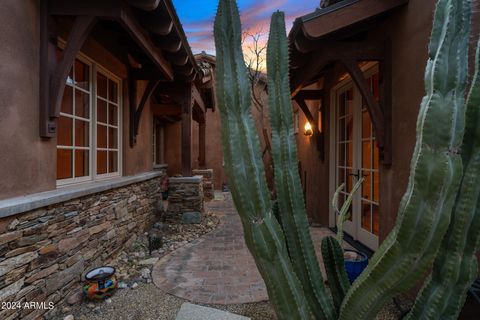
304, 121, 313, 136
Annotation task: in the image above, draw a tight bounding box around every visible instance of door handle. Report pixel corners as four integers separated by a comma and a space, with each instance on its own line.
349, 170, 360, 179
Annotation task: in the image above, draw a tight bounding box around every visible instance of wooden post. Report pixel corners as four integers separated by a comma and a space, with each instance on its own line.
199, 120, 206, 168
181, 84, 193, 176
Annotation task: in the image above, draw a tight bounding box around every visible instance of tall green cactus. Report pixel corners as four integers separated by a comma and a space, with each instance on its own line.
213, 0, 480, 319
214, 1, 312, 318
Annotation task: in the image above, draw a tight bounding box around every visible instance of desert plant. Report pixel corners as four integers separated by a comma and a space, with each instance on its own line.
213, 0, 480, 319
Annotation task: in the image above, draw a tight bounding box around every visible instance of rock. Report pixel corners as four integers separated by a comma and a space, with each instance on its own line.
131, 282, 138, 289
66, 290, 83, 305
138, 258, 158, 265
175, 303, 250, 320
87, 303, 95, 309
0, 252, 38, 277
105, 298, 112, 304
63, 315, 74, 320
141, 268, 151, 279
0, 278, 24, 300
0, 231, 22, 246
62, 307, 72, 313
7, 219, 19, 231
182, 212, 202, 224
153, 222, 166, 230
117, 282, 129, 289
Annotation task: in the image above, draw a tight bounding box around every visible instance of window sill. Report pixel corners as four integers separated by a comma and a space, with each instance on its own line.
0, 171, 164, 218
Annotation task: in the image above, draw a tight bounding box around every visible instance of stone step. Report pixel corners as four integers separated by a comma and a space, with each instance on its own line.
175, 303, 251, 320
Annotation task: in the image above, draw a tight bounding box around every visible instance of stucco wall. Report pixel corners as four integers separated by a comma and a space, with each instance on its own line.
0, 0, 57, 200
164, 122, 182, 176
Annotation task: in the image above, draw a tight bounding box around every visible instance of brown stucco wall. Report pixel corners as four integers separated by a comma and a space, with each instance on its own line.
0, 0, 57, 200
164, 121, 182, 176
0, 5, 166, 200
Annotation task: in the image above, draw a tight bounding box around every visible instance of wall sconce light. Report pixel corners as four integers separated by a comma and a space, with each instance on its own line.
304, 121, 313, 136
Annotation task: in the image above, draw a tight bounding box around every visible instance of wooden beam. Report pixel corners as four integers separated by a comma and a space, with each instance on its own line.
154, 34, 183, 53
291, 41, 385, 93
379, 42, 392, 165
143, 17, 173, 36
295, 89, 324, 101
191, 84, 206, 113
164, 52, 189, 66
133, 79, 160, 140
301, 0, 409, 39
49, 0, 120, 17
118, 6, 174, 81
341, 59, 385, 148
49, 15, 97, 126
126, 0, 161, 11
152, 104, 181, 117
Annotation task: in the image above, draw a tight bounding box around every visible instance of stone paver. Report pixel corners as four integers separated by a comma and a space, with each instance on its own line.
175, 302, 251, 320
153, 192, 352, 305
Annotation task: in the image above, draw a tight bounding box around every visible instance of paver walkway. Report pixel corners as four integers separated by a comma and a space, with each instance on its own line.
152, 192, 352, 305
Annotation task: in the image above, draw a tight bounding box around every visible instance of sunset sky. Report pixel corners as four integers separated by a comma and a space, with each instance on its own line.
171, 0, 319, 55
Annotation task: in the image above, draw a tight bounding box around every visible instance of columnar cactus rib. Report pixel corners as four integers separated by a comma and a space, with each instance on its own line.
406, 38, 480, 320
339, 1, 469, 319
214, 1, 312, 319
267, 11, 335, 320
321, 237, 350, 312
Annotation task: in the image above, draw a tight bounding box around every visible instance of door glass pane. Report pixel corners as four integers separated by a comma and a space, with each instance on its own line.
97, 150, 107, 174
372, 204, 379, 235
361, 170, 371, 200
362, 141, 372, 169
57, 149, 72, 179
362, 109, 372, 139
346, 142, 353, 167
75, 120, 89, 147
58, 116, 73, 146
75, 150, 89, 177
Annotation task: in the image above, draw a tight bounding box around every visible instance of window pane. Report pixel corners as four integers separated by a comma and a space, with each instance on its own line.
362, 110, 372, 139
108, 151, 118, 173
75, 120, 89, 147
372, 204, 379, 235
97, 150, 107, 174
74, 59, 89, 90
108, 104, 117, 125
108, 80, 118, 103
97, 124, 107, 148
373, 172, 379, 202
346, 142, 353, 167
75, 90, 90, 118
97, 99, 107, 123
58, 116, 73, 146
97, 72, 108, 99
108, 127, 117, 148
61, 86, 73, 114
75, 150, 89, 177
57, 149, 72, 180
346, 115, 353, 141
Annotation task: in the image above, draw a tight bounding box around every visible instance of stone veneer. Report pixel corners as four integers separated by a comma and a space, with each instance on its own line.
0, 170, 166, 320
167, 176, 204, 218
192, 169, 214, 201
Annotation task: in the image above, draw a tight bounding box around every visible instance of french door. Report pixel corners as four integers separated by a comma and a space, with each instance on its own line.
329, 68, 380, 250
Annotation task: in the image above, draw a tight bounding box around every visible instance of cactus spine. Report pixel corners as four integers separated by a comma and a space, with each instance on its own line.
214, 0, 479, 319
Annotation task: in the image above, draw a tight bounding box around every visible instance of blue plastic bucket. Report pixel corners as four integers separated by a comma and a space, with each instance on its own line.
344, 250, 368, 283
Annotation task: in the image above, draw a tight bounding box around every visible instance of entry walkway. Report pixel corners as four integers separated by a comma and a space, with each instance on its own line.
152, 193, 345, 305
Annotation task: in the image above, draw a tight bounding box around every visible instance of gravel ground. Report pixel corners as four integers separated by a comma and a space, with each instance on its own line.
57, 283, 275, 320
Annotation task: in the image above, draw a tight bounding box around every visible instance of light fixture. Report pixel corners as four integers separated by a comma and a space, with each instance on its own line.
304, 121, 313, 136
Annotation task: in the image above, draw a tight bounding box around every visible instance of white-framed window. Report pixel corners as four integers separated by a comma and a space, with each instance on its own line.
56, 49, 122, 186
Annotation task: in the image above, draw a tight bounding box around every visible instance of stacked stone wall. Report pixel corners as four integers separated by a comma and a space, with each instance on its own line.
192, 169, 214, 201
0, 173, 165, 320
167, 176, 204, 218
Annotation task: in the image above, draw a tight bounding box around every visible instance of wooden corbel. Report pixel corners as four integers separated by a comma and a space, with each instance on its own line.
40, 1, 96, 137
